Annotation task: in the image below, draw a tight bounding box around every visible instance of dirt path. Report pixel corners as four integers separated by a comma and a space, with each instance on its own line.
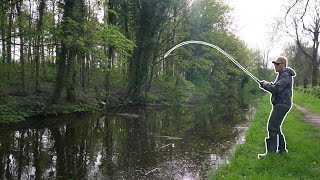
294, 103, 320, 129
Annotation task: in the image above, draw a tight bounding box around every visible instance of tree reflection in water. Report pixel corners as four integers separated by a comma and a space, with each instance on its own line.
0, 101, 254, 179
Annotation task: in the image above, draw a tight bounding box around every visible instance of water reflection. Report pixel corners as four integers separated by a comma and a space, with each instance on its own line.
0, 102, 254, 180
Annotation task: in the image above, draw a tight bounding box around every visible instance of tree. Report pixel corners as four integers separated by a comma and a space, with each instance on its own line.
147, 0, 258, 104
128, 0, 173, 103
104, 0, 117, 104
34, 0, 46, 92
0, 0, 257, 109
52, 0, 133, 102
284, 43, 312, 87
53, 0, 86, 102
251, 49, 271, 81
6, 4, 13, 65
282, 0, 320, 86
0, 3, 6, 64
16, 0, 26, 94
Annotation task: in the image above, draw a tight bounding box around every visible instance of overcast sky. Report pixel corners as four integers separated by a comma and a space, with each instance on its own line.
228, 0, 288, 60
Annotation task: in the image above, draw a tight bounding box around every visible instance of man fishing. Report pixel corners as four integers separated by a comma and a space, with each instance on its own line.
164, 42, 296, 158
258, 56, 296, 159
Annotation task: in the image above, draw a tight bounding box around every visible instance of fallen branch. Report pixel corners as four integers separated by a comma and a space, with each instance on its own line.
154, 136, 182, 140
158, 143, 172, 150
145, 168, 161, 175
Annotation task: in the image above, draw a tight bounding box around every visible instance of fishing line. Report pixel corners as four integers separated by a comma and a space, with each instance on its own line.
164, 40, 260, 84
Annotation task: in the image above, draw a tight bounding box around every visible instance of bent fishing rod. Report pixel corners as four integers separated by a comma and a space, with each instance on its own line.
164, 40, 261, 85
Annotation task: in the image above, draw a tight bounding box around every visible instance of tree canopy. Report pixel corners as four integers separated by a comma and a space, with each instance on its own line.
0, 0, 264, 110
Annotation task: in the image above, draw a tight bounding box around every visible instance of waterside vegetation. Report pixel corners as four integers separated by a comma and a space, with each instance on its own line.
211, 91, 320, 179
1, 0, 271, 124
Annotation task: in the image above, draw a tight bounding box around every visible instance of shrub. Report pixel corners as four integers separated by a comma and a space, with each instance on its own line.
148, 75, 196, 106
311, 86, 320, 98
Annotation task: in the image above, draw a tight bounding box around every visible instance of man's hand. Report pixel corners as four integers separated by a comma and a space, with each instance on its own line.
259, 80, 268, 88
259, 80, 264, 87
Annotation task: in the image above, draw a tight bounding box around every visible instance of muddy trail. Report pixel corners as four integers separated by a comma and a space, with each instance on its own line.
294, 104, 320, 130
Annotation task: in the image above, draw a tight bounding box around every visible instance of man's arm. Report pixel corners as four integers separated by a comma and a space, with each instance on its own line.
264, 75, 290, 94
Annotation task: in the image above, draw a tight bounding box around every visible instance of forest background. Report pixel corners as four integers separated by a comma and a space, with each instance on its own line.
0, 0, 319, 123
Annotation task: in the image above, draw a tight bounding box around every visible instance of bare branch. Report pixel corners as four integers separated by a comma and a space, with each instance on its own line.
285, 0, 300, 20
302, 18, 314, 33
294, 20, 312, 59
299, 0, 310, 20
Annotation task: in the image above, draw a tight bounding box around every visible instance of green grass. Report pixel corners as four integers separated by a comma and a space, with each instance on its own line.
294, 90, 320, 113
210, 93, 320, 180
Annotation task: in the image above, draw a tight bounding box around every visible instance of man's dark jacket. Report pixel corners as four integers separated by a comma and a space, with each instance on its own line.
263, 67, 296, 108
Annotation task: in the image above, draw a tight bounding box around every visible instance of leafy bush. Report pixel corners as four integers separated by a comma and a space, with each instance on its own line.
311, 86, 320, 98
295, 86, 320, 98
0, 90, 102, 123
0, 96, 45, 123
148, 75, 196, 106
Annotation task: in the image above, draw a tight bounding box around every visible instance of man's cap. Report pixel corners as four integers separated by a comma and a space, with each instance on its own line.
272, 56, 287, 65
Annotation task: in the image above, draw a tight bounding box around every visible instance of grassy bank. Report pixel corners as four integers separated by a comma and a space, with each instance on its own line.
294, 90, 320, 114
210, 92, 320, 179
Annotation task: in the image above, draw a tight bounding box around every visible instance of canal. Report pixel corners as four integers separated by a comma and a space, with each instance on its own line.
0, 100, 255, 179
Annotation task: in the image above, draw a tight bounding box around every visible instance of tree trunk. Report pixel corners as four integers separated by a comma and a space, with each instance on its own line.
42, 38, 46, 77
122, 2, 130, 38
128, 1, 156, 103
80, 53, 86, 89
66, 49, 76, 102
33, 130, 42, 180
16, 1, 26, 94
85, 54, 90, 87
28, 0, 33, 78
53, 45, 67, 102
49, 127, 66, 179
17, 131, 25, 180
0, 4, 6, 63
106, 47, 113, 104
6, 6, 13, 64
35, 0, 46, 92
65, 0, 86, 102
303, 78, 308, 88
147, 54, 157, 93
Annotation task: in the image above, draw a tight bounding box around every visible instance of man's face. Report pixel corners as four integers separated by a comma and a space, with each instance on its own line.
273, 62, 284, 72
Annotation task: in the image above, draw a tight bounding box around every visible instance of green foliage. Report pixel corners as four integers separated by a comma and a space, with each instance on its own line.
0, 0, 263, 121
0, 96, 46, 123
311, 86, 320, 98
164, 10, 260, 105
211, 94, 320, 179
59, 17, 82, 48
242, 77, 262, 103
189, 0, 231, 36
284, 43, 312, 87
0, 90, 102, 124
45, 90, 102, 115
191, 79, 213, 104
110, 65, 128, 87
0, 62, 25, 95
100, 25, 134, 53
148, 75, 196, 106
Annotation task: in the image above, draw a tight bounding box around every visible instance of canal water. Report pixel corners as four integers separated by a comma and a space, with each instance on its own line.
0, 101, 255, 180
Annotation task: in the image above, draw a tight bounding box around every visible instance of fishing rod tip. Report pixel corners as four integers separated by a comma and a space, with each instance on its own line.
164, 53, 170, 58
